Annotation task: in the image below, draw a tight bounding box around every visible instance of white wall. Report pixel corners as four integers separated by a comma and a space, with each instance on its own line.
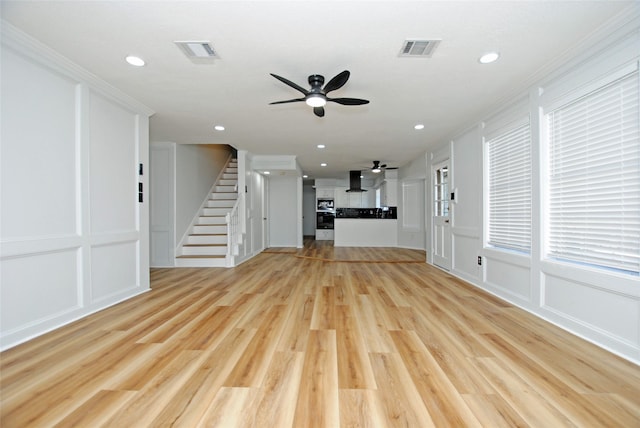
150, 142, 175, 267
175, 144, 231, 246
450, 126, 483, 282
397, 155, 427, 250
0, 25, 153, 349
425, 13, 640, 363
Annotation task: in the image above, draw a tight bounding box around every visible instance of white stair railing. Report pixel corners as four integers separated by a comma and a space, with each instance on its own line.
226, 198, 241, 260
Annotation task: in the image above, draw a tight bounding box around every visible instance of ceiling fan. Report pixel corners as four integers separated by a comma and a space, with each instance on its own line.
269, 70, 369, 117
369, 160, 398, 173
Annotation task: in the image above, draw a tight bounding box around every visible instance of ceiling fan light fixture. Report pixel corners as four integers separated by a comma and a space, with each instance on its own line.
306, 94, 326, 107
372, 167, 382, 173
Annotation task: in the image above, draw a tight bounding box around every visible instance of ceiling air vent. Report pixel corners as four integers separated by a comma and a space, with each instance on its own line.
399, 39, 440, 58
175, 41, 218, 58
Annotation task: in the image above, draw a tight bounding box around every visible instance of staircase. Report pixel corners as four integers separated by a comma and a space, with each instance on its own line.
175, 159, 238, 267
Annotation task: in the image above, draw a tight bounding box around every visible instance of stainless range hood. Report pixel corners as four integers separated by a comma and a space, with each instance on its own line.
346, 170, 367, 192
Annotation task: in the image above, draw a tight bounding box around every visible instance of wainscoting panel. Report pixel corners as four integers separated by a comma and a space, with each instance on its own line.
89, 90, 138, 235
484, 252, 531, 302
0, 249, 80, 332
542, 272, 639, 346
1, 46, 79, 240
451, 228, 481, 282
91, 241, 139, 303
0, 24, 151, 350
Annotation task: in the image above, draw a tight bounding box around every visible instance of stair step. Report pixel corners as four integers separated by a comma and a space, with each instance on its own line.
215, 185, 236, 193
209, 193, 237, 200
197, 216, 226, 225
193, 225, 226, 234
181, 245, 227, 256
226, 167, 238, 173
202, 207, 231, 216
187, 238, 227, 245
219, 179, 237, 186
175, 256, 227, 268
222, 173, 238, 180
186, 234, 227, 245
206, 200, 235, 208
177, 254, 226, 258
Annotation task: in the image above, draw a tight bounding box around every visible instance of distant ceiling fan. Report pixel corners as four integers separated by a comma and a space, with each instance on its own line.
269, 70, 369, 117
369, 160, 398, 173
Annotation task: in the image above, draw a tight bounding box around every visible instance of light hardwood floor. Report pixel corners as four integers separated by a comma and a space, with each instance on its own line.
2, 240, 639, 427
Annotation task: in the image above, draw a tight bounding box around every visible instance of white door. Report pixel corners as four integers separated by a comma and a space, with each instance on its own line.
263, 176, 269, 248
432, 161, 451, 270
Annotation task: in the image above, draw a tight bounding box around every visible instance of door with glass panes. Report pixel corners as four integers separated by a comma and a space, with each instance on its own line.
433, 160, 451, 270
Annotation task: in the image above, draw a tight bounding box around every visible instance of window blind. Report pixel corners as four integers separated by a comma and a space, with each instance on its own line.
547, 70, 639, 274
487, 122, 532, 253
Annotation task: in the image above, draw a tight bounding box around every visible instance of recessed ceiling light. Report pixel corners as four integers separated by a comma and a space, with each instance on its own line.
214, 125, 225, 131
264, 171, 270, 175
360, 175, 364, 178
317, 144, 326, 149
414, 124, 425, 130
303, 175, 308, 178
321, 163, 327, 167
479, 52, 500, 64
125, 55, 145, 67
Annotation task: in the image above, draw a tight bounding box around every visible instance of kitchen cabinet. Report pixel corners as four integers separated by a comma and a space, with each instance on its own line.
334, 219, 397, 247
335, 187, 349, 208
336, 189, 376, 208
316, 187, 335, 199
323, 186, 376, 208
315, 229, 334, 240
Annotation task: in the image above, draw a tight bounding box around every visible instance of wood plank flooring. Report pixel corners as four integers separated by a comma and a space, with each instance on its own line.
2, 241, 639, 427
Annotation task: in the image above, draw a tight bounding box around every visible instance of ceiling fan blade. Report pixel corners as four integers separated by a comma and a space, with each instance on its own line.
323, 70, 350, 94
381, 164, 388, 168
385, 167, 398, 170
270, 73, 309, 95
314, 106, 325, 117
327, 97, 370, 105
269, 98, 305, 105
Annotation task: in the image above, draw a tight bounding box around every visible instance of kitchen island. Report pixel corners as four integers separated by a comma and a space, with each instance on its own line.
334, 218, 398, 247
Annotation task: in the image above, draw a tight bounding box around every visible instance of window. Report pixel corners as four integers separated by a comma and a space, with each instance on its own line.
487, 122, 532, 253
546, 69, 639, 275
434, 165, 449, 217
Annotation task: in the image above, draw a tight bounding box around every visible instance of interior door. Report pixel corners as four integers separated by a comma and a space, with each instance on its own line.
262, 176, 269, 248
432, 161, 451, 270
